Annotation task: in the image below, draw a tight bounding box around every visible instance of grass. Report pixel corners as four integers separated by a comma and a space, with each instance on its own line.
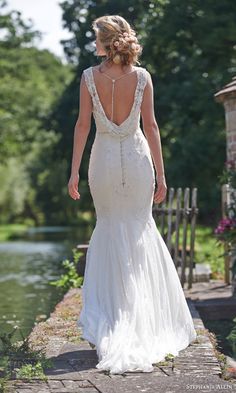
0, 327, 53, 389
194, 224, 225, 279
156, 222, 225, 279
0, 224, 28, 242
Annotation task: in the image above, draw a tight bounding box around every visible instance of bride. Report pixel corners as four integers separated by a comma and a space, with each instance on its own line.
68, 15, 197, 375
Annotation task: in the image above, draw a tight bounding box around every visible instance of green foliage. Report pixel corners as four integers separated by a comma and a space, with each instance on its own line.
0, 0, 41, 48
0, 353, 10, 393
215, 161, 236, 282
143, 0, 236, 222
0, 1, 74, 225
0, 158, 30, 223
50, 247, 84, 291
165, 353, 175, 361
194, 225, 224, 278
0, 40, 70, 161
16, 362, 47, 381
226, 317, 236, 358
0, 326, 53, 386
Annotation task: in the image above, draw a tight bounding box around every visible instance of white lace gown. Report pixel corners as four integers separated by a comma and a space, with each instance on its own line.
77, 65, 197, 374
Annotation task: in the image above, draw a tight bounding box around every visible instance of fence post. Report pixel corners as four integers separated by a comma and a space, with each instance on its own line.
188, 188, 198, 289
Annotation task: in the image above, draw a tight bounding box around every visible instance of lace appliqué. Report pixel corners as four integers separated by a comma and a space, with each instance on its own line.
84, 65, 149, 190
83, 66, 148, 140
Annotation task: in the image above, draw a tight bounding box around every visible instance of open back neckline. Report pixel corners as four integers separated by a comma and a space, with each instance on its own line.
94, 67, 138, 82
90, 66, 140, 128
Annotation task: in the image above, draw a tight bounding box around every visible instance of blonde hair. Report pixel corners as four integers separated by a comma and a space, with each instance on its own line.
92, 15, 143, 67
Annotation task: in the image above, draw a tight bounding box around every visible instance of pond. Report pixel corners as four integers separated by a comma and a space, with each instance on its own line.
0, 226, 92, 343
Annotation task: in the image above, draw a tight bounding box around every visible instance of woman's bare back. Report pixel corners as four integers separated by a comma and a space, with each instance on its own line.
92, 64, 139, 127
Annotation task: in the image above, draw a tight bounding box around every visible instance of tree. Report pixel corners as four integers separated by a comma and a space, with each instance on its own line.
0, 1, 73, 224
144, 0, 236, 222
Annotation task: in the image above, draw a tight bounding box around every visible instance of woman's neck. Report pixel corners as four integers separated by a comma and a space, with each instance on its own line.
99, 58, 134, 73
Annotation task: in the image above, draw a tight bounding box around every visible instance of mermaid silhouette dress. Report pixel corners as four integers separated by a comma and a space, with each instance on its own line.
77, 65, 197, 374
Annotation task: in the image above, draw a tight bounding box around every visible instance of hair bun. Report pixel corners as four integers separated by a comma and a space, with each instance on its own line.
111, 31, 141, 56
92, 15, 142, 66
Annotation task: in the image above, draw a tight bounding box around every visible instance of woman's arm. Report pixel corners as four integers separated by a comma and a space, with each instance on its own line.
68, 72, 92, 200
141, 71, 167, 203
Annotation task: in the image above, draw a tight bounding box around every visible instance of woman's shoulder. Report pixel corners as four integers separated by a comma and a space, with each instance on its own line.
136, 66, 150, 86
136, 66, 150, 77
82, 65, 92, 74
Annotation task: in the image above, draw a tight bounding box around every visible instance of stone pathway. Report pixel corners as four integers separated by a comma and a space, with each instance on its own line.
5, 287, 236, 392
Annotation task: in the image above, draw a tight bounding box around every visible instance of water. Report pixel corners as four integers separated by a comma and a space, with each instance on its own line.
203, 318, 236, 360
0, 226, 92, 342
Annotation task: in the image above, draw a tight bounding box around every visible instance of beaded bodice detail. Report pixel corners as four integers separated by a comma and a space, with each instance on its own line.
83, 66, 148, 139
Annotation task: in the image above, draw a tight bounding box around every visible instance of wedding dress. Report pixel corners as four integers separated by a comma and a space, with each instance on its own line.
77, 65, 197, 374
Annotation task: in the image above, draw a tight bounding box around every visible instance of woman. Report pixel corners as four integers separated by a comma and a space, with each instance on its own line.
68, 15, 197, 375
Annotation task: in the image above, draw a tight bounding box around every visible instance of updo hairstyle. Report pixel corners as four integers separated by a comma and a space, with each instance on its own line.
92, 15, 143, 67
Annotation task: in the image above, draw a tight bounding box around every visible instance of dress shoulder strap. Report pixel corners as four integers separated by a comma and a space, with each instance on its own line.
83, 67, 103, 114
139, 67, 148, 92
134, 67, 148, 110
83, 67, 94, 97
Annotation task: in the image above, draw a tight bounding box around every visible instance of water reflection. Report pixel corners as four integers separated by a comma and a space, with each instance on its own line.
0, 225, 92, 342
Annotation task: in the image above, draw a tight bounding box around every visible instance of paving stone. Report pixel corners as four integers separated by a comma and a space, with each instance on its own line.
71, 379, 95, 388
45, 360, 84, 380
15, 387, 49, 393
47, 380, 64, 389
88, 374, 236, 393
62, 380, 80, 390
46, 371, 84, 381
43, 389, 68, 393
7, 293, 234, 393
8, 381, 49, 393
59, 342, 90, 355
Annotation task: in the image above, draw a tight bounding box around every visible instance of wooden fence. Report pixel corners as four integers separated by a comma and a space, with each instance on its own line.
152, 187, 198, 289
